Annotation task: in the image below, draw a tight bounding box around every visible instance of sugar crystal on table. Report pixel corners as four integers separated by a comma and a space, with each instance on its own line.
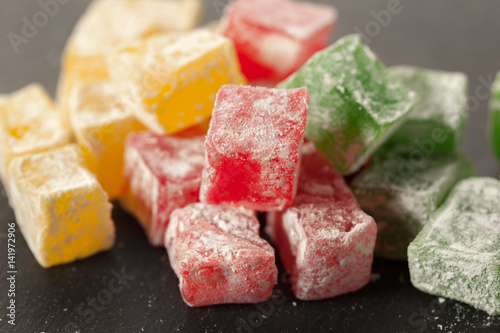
351, 145, 475, 260
221, 0, 337, 83
199, 84, 309, 211
121, 132, 205, 246
165, 203, 278, 306
408, 177, 500, 315
279, 34, 417, 175
69, 81, 146, 199
0, 83, 71, 191
266, 143, 377, 300
108, 29, 246, 135
6, 144, 115, 268
57, 0, 203, 124
385, 66, 468, 152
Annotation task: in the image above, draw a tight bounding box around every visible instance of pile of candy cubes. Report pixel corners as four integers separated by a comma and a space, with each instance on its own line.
1, 0, 499, 315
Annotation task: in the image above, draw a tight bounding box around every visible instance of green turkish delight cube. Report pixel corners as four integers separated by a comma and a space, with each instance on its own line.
351, 146, 474, 260
408, 177, 500, 315
385, 66, 468, 152
279, 34, 417, 174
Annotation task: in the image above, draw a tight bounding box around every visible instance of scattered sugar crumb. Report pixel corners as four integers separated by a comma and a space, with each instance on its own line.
292, 302, 297, 306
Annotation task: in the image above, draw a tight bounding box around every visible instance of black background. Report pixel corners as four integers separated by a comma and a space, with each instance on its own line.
1, 1, 500, 332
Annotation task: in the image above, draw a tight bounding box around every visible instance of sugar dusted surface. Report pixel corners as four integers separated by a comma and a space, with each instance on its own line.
389, 66, 467, 130
0, 83, 70, 158
9, 145, 97, 195
297, 142, 359, 205
221, 0, 336, 81
121, 131, 206, 246
69, 0, 202, 56
69, 81, 132, 128
122, 29, 227, 76
226, 0, 337, 41
279, 34, 416, 174
209, 85, 308, 158
112, 30, 230, 101
351, 146, 475, 260
353, 148, 475, 214
109, 29, 245, 134
266, 143, 376, 300
201, 85, 309, 211
408, 177, 500, 315
167, 203, 264, 275
165, 203, 277, 306
419, 178, 500, 254
128, 132, 205, 183
6, 144, 114, 268
281, 35, 415, 126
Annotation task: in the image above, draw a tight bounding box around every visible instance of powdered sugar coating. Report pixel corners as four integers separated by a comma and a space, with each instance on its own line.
227, 0, 336, 40
221, 0, 337, 81
408, 177, 500, 315
351, 146, 475, 260
110, 30, 231, 102
8, 145, 94, 195
121, 132, 205, 246
57, 0, 203, 123
279, 34, 417, 174
266, 143, 377, 300
108, 29, 245, 134
6, 144, 115, 268
165, 203, 277, 306
0, 84, 71, 184
69, 81, 132, 128
200, 85, 309, 211
68, 0, 202, 57
68, 81, 146, 199
387, 66, 468, 151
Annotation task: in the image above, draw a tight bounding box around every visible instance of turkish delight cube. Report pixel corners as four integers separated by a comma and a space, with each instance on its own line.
69, 81, 145, 199
408, 178, 500, 315
121, 132, 205, 246
267, 143, 377, 300
279, 34, 417, 174
221, 0, 337, 82
165, 203, 278, 306
200, 84, 309, 211
7, 144, 115, 268
108, 29, 246, 134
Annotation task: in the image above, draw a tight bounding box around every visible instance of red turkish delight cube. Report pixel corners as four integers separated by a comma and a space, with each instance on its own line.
121, 131, 205, 246
221, 0, 337, 82
266, 143, 377, 300
165, 203, 278, 306
200, 84, 309, 211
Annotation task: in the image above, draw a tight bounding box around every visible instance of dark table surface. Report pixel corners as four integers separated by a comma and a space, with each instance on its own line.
1, 1, 500, 332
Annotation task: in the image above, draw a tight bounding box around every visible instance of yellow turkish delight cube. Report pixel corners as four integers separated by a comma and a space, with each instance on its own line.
7, 144, 115, 268
68, 81, 146, 199
57, 0, 203, 121
108, 29, 246, 134
0, 83, 71, 186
